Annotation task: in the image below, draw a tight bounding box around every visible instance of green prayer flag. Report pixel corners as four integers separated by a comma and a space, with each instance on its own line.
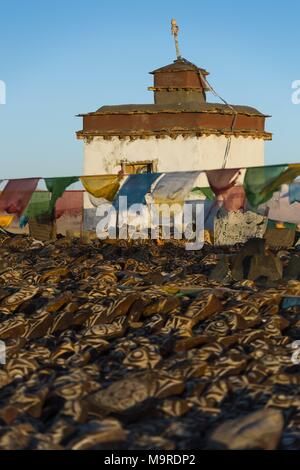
262, 164, 300, 196
191, 187, 215, 200
45, 177, 79, 214
267, 219, 297, 230
23, 191, 50, 219
244, 165, 288, 208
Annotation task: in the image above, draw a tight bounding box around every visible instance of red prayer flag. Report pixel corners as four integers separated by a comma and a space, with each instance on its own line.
0, 178, 39, 216
206, 169, 241, 195
221, 186, 246, 211
55, 190, 84, 219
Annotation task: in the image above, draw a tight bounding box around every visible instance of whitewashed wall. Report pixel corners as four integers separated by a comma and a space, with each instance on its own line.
83, 135, 265, 212
83, 135, 265, 175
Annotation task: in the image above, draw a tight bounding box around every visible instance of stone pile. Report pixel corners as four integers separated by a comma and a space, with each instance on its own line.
210, 238, 300, 285
0, 234, 300, 449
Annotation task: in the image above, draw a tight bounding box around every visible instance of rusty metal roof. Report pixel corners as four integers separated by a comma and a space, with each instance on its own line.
78, 102, 269, 118
150, 57, 209, 75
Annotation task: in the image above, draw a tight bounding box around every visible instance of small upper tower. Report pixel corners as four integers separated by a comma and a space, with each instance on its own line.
149, 19, 209, 105
149, 58, 210, 105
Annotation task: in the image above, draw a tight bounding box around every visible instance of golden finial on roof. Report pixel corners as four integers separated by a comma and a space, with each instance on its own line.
171, 19, 182, 60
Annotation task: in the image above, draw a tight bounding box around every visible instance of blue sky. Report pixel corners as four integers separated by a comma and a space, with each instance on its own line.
0, 0, 299, 178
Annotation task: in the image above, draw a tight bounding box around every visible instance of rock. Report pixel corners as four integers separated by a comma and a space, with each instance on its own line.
209, 409, 284, 450
86, 375, 154, 420
0, 423, 36, 450
264, 228, 296, 249
69, 419, 127, 450
209, 256, 232, 283
248, 253, 283, 282
29, 219, 56, 241
231, 238, 265, 281
214, 211, 268, 246
281, 296, 300, 310
284, 256, 300, 280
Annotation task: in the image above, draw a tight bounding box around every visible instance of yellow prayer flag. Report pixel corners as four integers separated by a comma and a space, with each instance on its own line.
0, 215, 14, 227
80, 175, 120, 201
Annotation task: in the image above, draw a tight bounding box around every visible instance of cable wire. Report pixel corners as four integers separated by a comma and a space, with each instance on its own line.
197, 70, 239, 168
